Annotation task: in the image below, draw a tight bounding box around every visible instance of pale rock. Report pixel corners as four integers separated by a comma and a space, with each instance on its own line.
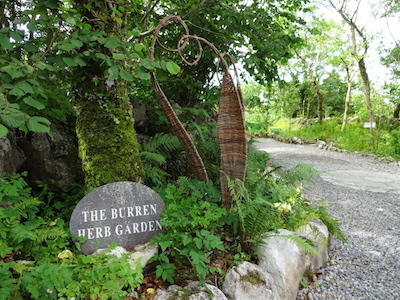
154, 281, 227, 300
296, 219, 329, 270
290, 137, 303, 145
315, 140, 326, 149
222, 261, 278, 300
258, 229, 309, 300
92, 242, 158, 270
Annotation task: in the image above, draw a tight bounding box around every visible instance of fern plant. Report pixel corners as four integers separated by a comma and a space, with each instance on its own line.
140, 133, 182, 187
0, 172, 69, 261
227, 156, 346, 254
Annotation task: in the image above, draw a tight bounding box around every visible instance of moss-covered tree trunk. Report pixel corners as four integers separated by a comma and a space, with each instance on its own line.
73, 0, 143, 187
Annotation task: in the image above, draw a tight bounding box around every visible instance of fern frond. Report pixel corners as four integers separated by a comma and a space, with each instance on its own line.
35, 227, 68, 243
277, 234, 320, 257
142, 133, 181, 157
14, 198, 42, 212
297, 223, 329, 249
140, 151, 166, 165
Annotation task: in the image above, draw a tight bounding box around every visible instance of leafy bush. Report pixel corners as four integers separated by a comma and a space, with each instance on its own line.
150, 177, 227, 283
0, 172, 69, 261
1, 246, 143, 300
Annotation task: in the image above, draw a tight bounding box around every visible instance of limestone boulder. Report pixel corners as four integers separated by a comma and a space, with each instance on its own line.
17, 123, 83, 191
222, 261, 278, 300
154, 281, 227, 300
296, 219, 329, 270
0, 131, 25, 174
257, 229, 309, 300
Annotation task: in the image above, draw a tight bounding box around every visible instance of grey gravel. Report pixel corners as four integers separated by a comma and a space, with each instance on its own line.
253, 138, 400, 300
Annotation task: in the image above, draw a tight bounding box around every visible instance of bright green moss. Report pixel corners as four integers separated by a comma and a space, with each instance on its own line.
76, 81, 144, 188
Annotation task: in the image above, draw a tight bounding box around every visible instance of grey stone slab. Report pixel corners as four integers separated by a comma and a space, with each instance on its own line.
70, 182, 164, 254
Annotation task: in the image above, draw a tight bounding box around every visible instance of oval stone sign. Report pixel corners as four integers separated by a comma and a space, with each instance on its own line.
70, 182, 164, 254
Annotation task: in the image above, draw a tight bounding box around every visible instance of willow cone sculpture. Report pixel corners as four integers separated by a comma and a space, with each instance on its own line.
150, 15, 247, 209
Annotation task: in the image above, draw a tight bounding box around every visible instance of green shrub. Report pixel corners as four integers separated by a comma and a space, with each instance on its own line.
1, 246, 143, 300
0, 172, 69, 261
150, 177, 226, 284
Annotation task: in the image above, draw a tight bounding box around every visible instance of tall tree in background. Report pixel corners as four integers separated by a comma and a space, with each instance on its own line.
329, 0, 375, 125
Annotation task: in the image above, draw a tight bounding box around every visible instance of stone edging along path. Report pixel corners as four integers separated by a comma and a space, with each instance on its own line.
257, 132, 400, 165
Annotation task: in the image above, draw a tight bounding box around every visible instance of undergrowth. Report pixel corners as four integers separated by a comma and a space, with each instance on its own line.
0, 139, 345, 299
269, 118, 400, 159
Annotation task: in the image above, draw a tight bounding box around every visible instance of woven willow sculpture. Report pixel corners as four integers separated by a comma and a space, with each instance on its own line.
149, 15, 247, 209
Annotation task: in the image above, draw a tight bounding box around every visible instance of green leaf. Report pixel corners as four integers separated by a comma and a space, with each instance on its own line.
166, 61, 180, 75
70, 39, 83, 48
0, 124, 8, 138
0, 33, 12, 50
140, 58, 154, 70
1, 113, 27, 128
9, 86, 24, 97
194, 237, 202, 249
1, 66, 24, 79
104, 36, 121, 49
62, 57, 79, 67
27, 116, 51, 133
120, 69, 134, 81
24, 42, 38, 52
27, 21, 37, 32
136, 67, 150, 80
107, 66, 119, 81
10, 30, 24, 42
73, 56, 87, 66
155, 69, 168, 81
23, 97, 45, 110
113, 17, 123, 24
58, 43, 76, 51
16, 81, 34, 94
112, 53, 125, 60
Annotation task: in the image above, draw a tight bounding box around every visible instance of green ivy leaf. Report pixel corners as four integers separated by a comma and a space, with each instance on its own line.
0, 124, 8, 138
27, 116, 51, 133
166, 61, 180, 75
23, 97, 45, 110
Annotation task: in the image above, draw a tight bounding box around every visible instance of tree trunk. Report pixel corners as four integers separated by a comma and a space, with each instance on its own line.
341, 80, 352, 131
394, 101, 400, 119
307, 64, 324, 123
73, 0, 144, 187
341, 58, 354, 131
358, 57, 374, 125
331, 1, 375, 127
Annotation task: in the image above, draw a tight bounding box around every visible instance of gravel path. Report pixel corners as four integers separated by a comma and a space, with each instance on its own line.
253, 138, 400, 300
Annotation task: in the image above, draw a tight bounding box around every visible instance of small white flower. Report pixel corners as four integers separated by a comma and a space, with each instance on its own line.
47, 289, 53, 294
